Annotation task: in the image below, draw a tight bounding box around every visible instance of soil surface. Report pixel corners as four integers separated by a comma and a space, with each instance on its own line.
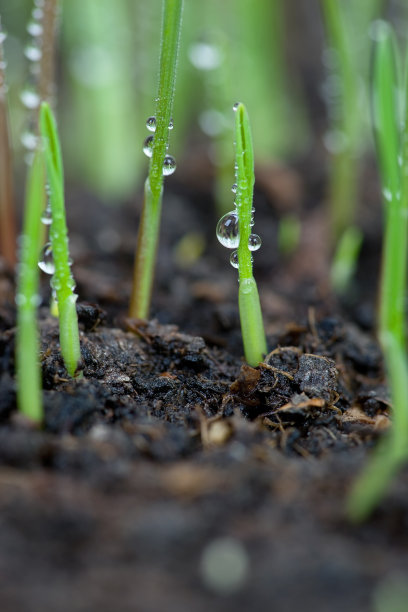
1, 160, 407, 612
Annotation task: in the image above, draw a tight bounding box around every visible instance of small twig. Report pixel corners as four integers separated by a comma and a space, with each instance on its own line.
38, 0, 59, 107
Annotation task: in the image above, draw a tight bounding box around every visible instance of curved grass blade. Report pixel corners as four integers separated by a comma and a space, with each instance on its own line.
40, 102, 81, 377
234, 103, 267, 366
347, 22, 408, 522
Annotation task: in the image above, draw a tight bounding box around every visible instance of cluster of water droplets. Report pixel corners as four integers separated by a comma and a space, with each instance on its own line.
36, 187, 76, 304
216, 107, 261, 269
142, 115, 176, 176
38, 195, 56, 285
216, 182, 262, 269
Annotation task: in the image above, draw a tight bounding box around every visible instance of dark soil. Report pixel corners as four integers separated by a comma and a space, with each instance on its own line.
1, 159, 406, 612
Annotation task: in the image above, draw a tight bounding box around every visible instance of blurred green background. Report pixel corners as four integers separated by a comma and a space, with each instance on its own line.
1, 0, 406, 209
0, 0, 312, 206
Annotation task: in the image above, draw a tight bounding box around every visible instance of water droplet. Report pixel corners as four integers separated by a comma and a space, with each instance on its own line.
41, 205, 52, 225
163, 155, 176, 176
168, 117, 174, 130
27, 21, 43, 37
21, 131, 38, 151
21, 88, 40, 109
24, 44, 42, 62
146, 116, 156, 132
230, 250, 239, 268
143, 135, 154, 157
248, 234, 261, 251
38, 242, 55, 275
233, 102, 240, 112
216, 212, 240, 248
383, 187, 392, 202
50, 275, 61, 291
231, 184, 237, 194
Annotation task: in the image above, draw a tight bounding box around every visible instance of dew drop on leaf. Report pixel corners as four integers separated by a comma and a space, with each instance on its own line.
230, 250, 239, 268
216, 212, 239, 248
21, 131, 38, 151
146, 116, 156, 132
162, 155, 176, 176
24, 44, 42, 62
38, 242, 55, 275
41, 205, 52, 225
248, 234, 261, 251
27, 21, 43, 37
21, 88, 40, 109
143, 135, 154, 157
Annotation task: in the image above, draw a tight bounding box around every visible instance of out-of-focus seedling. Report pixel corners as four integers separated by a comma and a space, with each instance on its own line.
216, 103, 267, 366
319, 0, 384, 293
16, 151, 44, 422
348, 22, 408, 521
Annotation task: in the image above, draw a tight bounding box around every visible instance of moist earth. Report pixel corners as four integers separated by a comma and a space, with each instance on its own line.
0, 169, 406, 612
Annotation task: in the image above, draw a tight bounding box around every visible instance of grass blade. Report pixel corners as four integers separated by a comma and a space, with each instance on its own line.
40, 102, 81, 377
234, 103, 267, 366
129, 0, 183, 319
16, 151, 45, 422
347, 22, 408, 521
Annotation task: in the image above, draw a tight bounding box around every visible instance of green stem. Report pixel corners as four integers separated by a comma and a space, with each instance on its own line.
235, 103, 267, 366
347, 23, 408, 521
40, 102, 81, 377
130, 0, 183, 319
16, 151, 44, 422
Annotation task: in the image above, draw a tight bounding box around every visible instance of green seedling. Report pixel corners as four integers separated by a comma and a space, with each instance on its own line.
216, 103, 267, 367
16, 150, 44, 422
129, 0, 183, 319
40, 101, 81, 377
348, 22, 408, 521
319, 0, 382, 292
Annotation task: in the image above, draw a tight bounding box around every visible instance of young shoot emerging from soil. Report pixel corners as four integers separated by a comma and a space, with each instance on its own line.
40, 102, 81, 377
348, 22, 408, 521
129, 0, 183, 320
16, 151, 44, 422
216, 103, 267, 367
